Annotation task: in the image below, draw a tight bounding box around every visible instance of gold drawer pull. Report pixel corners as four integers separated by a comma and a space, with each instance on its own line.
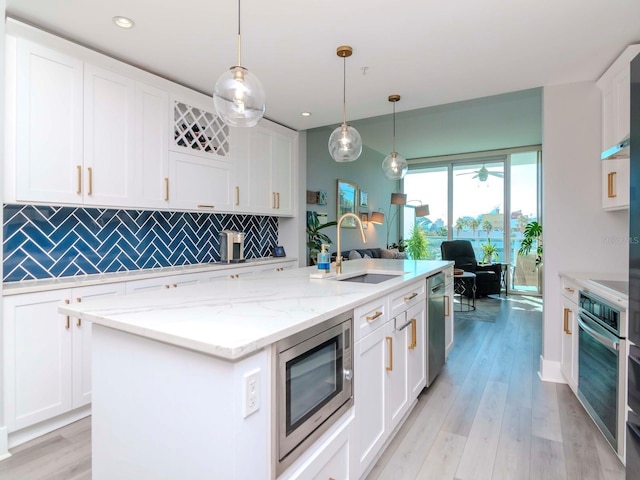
564, 287, 575, 293
366, 311, 383, 322
272, 192, 277, 209
76, 165, 82, 194
563, 308, 572, 334
409, 318, 417, 349
444, 295, 450, 317
64, 299, 71, 329
164, 177, 169, 201
235, 186, 240, 206
87, 167, 93, 195
404, 292, 418, 302
197, 204, 215, 209
277, 192, 280, 209
608, 171, 617, 198
76, 297, 82, 326
386, 336, 393, 371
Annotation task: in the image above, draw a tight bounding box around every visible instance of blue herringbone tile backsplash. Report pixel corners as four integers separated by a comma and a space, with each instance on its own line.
3, 204, 278, 282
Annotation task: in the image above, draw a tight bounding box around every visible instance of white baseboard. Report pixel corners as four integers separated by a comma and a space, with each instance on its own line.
538, 355, 566, 383
0, 426, 11, 461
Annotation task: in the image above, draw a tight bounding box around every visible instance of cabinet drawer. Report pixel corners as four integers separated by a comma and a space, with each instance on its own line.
389, 280, 426, 318
354, 297, 388, 342
560, 277, 579, 304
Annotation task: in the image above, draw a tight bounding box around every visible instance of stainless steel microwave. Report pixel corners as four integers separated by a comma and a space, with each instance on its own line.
275, 310, 353, 475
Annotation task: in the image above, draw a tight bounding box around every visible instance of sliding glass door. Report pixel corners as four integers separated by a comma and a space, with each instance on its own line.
404, 146, 541, 294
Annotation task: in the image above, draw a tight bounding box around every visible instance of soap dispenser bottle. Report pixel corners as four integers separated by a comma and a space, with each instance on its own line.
317, 244, 330, 273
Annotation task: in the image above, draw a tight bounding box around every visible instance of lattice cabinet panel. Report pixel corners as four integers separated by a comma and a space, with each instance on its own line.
173, 101, 230, 157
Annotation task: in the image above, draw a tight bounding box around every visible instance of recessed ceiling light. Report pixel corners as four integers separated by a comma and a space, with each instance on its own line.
301, 112, 312, 117
112, 16, 135, 29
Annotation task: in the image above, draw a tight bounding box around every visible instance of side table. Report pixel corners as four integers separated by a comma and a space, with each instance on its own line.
453, 271, 476, 312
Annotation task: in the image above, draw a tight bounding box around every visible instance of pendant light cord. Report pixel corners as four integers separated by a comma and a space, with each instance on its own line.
237, 0, 242, 67
342, 55, 347, 126
392, 101, 396, 153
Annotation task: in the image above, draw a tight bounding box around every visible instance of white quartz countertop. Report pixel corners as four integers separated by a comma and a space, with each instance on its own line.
559, 271, 628, 307
3, 257, 296, 296
60, 259, 452, 361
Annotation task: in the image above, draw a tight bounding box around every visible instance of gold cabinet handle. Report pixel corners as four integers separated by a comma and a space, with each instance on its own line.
608, 171, 617, 198
172, 284, 177, 288
404, 292, 418, 302
164, 177, 169, 201
76, 165, 82, 194
87, 167, 93, 195
235, 186, 240, 206
366, 311, 383, 322
164, 284, 170, 289
76, 297, 82, 326
386, 336, 393, 371
197, 204, 215, 209
277, 192, 280, 209
565, 287, 575, 294
64, 299, 71, 329
409, 318, 417, 350
444, 295, 450, 317
272, 192, 277, 209
563, 308, 571, 334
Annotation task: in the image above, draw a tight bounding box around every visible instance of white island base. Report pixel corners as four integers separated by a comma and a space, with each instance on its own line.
92, 324, 272, 479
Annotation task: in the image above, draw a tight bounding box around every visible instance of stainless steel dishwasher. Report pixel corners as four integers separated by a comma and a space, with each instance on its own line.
427, 272, 446, 386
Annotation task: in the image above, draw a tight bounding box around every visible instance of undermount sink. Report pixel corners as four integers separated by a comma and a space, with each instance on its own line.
338, 273, 403, 284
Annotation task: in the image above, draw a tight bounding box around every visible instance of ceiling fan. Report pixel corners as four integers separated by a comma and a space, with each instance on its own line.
456, 165, 504, 182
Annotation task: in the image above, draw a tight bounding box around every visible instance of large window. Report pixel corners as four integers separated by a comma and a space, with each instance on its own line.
403, 147, 541, 294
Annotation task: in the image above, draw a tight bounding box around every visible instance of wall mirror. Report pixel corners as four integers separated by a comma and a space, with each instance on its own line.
337, 179, 359, 228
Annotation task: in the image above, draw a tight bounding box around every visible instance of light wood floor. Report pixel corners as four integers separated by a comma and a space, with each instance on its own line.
367, 295, 626, 480
0, 295, 626, 480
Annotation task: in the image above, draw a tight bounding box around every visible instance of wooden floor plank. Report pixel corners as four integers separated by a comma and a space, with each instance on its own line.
414, 430, 467, 480
491, 405, 532, 480
530, 436, 567, 480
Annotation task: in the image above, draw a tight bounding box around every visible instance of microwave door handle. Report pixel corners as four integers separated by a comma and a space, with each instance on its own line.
577, 313, 619, 351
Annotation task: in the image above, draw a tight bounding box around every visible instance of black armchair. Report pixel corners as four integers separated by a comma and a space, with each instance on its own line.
440, 240, 501, 297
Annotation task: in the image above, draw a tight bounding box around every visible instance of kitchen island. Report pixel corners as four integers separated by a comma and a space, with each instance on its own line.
60, 258, 453, 479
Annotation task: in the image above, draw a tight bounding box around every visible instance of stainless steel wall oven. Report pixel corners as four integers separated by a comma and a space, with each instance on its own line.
275, 310, 354, 474
577, 290, 627, 458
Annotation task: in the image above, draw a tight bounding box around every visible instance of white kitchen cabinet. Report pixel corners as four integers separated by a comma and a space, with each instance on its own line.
353, 322, 388, 477
386, 312, 410, 429
2, 283, 124, 432
444, 267, 455, 358
601, 156, 630, 211
168, 150, 233, 212
134, 82, 170, 209
232, 120, 297, 216
10, 36, 84, 204
560, 278, 579, 393
406, 300, 427, 400
597, 45, 640, 150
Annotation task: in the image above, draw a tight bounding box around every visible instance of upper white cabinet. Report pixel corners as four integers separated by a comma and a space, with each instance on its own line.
232, 120, 297, 217
602, 156, 630, 211
83, 64, 136, 206
4, 21, 298, 216
597, 45, 640, 150
11, 37, 84, 204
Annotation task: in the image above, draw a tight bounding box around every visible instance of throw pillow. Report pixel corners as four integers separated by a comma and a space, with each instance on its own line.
363, 253, 371, 259
348, 250, 362, 260
397, 252, 408, 259
380, 248, 397, 259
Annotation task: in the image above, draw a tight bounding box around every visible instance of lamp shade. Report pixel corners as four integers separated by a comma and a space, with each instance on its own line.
370, 211, 385, 224
415, 204, 430, 217
390, 192, 407, 205
213, 66, 266, 127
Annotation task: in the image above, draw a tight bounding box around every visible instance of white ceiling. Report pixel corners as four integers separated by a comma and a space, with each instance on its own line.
5, 0, 640, 139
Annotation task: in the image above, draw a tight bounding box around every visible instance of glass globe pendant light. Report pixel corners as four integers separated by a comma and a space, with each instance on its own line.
382, 94, 408, 179
328, 46, 362, 162
213, 0, 265, 127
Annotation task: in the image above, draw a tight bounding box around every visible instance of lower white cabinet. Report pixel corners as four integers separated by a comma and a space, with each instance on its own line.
602, 157, 630, 211
353, 289, 427, 478
560, 277, 579, 393
3, 283, 125, 432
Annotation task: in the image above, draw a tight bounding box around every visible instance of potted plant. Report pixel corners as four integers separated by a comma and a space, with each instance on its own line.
306, 213, 337, 265
517, 220, 542, 266
481, 238, 499, 264
405, 224, 429, 260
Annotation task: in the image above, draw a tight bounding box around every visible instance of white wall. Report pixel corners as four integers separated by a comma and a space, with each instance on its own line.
541, 82, 628, 380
